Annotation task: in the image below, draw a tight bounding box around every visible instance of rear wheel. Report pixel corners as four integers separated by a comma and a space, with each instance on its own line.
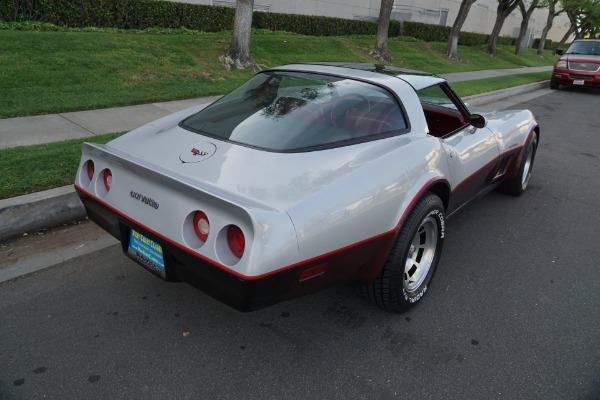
499, 133, 538, 196
361, 194, 445, 313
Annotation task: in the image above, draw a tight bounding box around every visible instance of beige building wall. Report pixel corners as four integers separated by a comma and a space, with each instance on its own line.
169, 0, 571, 43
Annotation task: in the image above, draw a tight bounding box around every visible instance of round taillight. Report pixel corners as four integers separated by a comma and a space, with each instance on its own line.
86, 161, 95, 181
227, 225, 245, 259
193, 211, 210, 242
103, 169, 113, 191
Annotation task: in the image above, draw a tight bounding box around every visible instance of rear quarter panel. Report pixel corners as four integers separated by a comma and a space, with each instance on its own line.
286, 134, 450, 262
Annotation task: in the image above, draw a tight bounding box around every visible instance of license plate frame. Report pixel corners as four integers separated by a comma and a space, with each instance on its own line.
573, 79, 585, 85
128, 229, 166, 279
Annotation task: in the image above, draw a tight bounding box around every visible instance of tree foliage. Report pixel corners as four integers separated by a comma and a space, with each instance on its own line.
570, 0, 600, 37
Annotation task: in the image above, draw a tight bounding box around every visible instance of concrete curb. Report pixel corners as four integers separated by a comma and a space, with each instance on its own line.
0, 186, 85, 240
463, 80, 549, 106
0, 81, 550, 241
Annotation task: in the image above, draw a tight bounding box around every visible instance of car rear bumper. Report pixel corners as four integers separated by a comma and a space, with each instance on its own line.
552, 69, 600, 87
76, 188, 393, 311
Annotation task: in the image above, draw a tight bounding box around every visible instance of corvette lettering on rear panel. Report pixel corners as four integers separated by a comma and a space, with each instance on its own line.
130, 191, 159, 209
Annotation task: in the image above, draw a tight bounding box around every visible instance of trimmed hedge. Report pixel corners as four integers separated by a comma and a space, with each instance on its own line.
0, 0, 518, 46
0, 0, 235, 31
532, 38, 554, 50
403, 21, 451, 42
253, 12, 378, 36
497, 35, 516, 46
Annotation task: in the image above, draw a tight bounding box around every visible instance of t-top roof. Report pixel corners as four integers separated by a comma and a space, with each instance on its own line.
274, 62, 446, 91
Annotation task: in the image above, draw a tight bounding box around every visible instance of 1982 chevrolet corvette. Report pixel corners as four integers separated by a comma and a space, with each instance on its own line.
75, 62, 539, 313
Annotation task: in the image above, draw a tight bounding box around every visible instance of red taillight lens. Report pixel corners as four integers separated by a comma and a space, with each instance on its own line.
193, 211, 210, 242
103, 169, 113, 191
86, 161, 95, 181
227, 225, 245, 259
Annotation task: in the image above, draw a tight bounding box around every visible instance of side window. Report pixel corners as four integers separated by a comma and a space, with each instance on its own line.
417, 84, 468, 138
328, 81, 407, 135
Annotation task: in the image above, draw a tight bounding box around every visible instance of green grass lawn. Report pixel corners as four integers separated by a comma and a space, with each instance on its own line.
452, 71, 551, 96
0, 29, 557, 118
0, 133, 123, 199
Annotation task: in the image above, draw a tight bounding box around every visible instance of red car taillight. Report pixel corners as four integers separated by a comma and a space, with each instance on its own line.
86, 160, 95, 181
193, 211, 210, 242
227, 225, 245, 259
103, 169, 113, 191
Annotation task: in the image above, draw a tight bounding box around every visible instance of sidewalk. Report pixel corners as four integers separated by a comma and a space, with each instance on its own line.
0, 96, 221, 149
0, 66, 554, 241
0, 66, 552, 149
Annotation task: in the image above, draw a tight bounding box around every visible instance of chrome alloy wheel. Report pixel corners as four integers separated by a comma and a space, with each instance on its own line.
404, 216, 438, 293
521, 145, 534, 190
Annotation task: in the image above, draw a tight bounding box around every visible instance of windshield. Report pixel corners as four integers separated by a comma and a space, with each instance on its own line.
181, 71, 408, 151
566, 41, 600, 56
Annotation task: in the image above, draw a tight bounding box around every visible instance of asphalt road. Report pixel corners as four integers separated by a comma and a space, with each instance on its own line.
1, 86, 600, 400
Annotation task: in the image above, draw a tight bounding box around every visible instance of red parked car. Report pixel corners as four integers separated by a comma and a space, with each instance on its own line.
551, 39, 600, 89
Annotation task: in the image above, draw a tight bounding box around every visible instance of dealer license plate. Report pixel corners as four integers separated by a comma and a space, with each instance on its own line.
128, 229, 166, 278
573, 79, 585, 85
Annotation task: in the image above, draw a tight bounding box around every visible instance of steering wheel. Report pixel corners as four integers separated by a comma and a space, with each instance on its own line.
330, 94, 370, 128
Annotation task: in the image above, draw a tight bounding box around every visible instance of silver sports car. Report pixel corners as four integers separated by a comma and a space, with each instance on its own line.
75, 63, 539, 312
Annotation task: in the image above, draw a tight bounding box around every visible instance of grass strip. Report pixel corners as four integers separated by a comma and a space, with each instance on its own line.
452, 72, 551, 97
0, 133, 124, 200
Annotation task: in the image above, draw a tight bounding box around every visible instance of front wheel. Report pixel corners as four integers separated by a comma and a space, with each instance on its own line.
361, 194, 445, 313
550, 80, 559, 90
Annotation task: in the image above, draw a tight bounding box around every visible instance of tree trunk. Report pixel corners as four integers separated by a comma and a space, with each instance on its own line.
487, 0, 521, 55
515, 0, 539, 56
446, 0, 477, 60
220, 0, 254, 70
537, 0, 558, 56
554, 23, 575, 54
370, 0, 395, 62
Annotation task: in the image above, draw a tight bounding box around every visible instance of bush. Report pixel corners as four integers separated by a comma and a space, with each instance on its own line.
0, 0, 235, 31
457, 31, 489, 46
497, 35, 515, 46
403, 21, 451, 42
532, 38, 554, 49
252, 12, 378, 36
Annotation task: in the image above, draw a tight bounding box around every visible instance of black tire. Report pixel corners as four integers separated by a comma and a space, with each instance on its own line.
550, 80, 559, 89
361, 194, 445, 313
499, 133, 538, 196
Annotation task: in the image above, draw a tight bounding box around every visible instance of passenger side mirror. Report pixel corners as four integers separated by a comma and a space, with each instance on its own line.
555, 49, 564, 56
469, 113, 487, 129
